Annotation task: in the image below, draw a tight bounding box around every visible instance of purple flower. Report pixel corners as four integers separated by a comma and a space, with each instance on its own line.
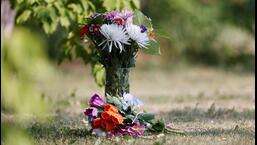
84, 107, 98, 117
90, 13, 102, 19
140, 25, 147, 33
119, 10, 133, 20
87, 116, 94, 124
104, 11, 119, 21
89, 94, 104, 107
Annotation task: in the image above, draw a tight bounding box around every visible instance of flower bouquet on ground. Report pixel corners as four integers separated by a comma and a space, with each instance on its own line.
80, 10, 182, 137
84, 94, 183, 137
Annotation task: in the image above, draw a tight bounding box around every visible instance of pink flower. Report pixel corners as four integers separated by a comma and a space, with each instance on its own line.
105, 10, 134, 25
106, 124, 145, 138
118, 10, 133, 25
113, 16, 125, 25
127, 123, 145, 137
89, 94, 104, 108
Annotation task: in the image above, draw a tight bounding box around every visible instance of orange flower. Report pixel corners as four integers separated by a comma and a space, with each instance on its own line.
101, 119, 117, 131
92, 118, 102, 128
99, 104, 124, 131
104, 104, 118, 113
111, 113, 124, 124
149, 31, 155, 39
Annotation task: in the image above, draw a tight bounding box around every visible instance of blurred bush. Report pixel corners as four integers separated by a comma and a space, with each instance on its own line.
142, 0, 255, 71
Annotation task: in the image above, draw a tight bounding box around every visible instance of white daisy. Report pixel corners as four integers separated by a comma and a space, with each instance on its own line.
99, 24, 130, 53
126, 24, 150, 48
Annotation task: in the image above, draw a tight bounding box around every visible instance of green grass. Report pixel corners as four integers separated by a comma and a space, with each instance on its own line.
1, 65, 255, 145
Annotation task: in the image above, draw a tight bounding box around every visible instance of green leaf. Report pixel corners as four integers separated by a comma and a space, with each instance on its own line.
143, 39, 161, 55
68, 3, 82, 13
138, 113, 155, 122
92, 63, 105, 87
131, 0, 140, 9
133, 10, 153, 30
123, 114, 134, 124
154, 29, 172, 40
106, 96, 122, 106
103, 0, 121, 11
60, 17, 70, 28
42, 20, 58, 34
152, 120, 166, 132
80, 0, 89, 11
89, 15, 104, 25
16, 10, 32, 23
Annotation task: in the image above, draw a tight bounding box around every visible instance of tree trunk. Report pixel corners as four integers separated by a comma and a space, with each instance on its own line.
105, 67, 130, 97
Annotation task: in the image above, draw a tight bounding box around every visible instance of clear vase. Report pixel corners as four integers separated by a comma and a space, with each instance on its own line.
105, 67, 130, 98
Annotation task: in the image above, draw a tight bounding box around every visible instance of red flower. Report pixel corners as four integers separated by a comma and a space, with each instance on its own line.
80, 25, 89, 39
92, 118, 102, 128
92, 25, 100, 32
101, 119, 117, 131
101, 111, 110, 120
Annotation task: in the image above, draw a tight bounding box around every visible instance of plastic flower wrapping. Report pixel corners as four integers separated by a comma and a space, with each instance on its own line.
83, 94, 182, 138
80, 10, 160, 68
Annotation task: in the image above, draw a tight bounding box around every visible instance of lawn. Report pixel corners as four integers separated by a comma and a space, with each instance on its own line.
2, 64, 255, 145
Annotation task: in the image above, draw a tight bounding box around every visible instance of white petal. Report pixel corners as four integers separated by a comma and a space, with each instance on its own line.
99, 24, 130, 52
126, 24, 150, 48
109, 41, 113, 52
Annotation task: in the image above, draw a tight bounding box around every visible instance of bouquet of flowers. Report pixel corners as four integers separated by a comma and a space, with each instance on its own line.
84, 94, 182, 137
80, 10, 160, 68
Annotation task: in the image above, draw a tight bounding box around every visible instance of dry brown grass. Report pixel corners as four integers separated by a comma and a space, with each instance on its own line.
2, 64, 255, 145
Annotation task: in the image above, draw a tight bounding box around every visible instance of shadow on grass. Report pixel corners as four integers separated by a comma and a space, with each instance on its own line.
162, 104, 255, 122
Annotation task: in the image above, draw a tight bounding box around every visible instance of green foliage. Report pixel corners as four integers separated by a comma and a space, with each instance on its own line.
2, 27, 54, 118
143, 40, 161, 55
92, 63, 105, 87
1, 26, 56, 145
154, 29, 172, 40
151, 120, 165, 132
16, 10, 32, 23
138, 113, 155, 122
103, 0, 139, 11
133, 10, 153, 31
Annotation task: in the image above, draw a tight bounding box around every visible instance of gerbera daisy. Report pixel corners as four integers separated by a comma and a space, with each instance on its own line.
126, 24, 150, 48
99, 24, 130, 52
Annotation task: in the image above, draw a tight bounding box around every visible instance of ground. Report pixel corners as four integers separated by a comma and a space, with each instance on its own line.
2, 64, 255, 145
